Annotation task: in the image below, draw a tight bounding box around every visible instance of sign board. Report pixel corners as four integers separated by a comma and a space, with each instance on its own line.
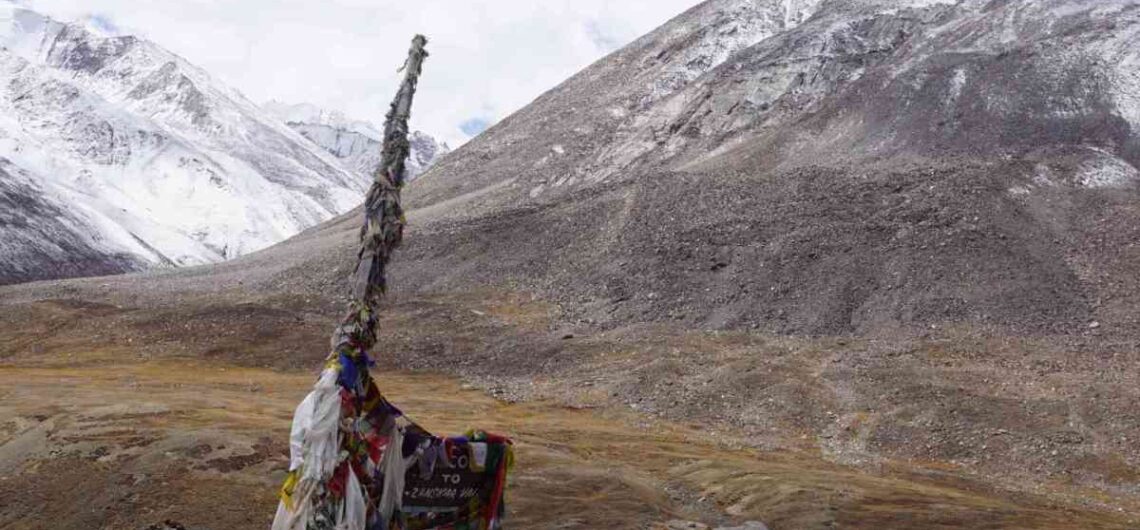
401, 440, 507, 529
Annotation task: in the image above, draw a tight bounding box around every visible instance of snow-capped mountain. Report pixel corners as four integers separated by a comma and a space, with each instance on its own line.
263, 100, 449, 181
0, 6, 369, 285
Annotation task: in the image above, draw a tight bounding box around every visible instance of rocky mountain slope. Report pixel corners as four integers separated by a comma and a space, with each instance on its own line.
404, 0, 1140, 337
263, 101, 449, 181
0, 6, 367, 285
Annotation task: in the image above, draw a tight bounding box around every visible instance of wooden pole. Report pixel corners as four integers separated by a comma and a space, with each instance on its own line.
337, 35, 428, 354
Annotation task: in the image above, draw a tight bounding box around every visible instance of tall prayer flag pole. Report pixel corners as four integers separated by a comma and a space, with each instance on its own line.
273, 35, 512, 530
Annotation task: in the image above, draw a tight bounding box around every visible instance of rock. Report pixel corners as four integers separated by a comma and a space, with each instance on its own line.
716, 523, 770, 530
665, 521, 709, 530
662, 520, 769, 530
144, 521, 187, 530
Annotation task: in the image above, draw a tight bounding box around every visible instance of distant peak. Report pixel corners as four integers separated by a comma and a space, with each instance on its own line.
263, 100, 382, 139
0, 4, 58, 57
81, 13, 119, 36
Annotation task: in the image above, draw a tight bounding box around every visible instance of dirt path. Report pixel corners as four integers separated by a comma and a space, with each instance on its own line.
0, 358, 1134, 530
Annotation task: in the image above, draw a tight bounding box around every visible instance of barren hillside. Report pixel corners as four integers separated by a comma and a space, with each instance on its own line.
2, 0, 1140, 528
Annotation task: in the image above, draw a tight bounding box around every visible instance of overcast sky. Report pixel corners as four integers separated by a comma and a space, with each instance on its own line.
17, 0, 701, 146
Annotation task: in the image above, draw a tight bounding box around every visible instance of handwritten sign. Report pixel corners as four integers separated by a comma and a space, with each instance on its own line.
403, 442, 492, 508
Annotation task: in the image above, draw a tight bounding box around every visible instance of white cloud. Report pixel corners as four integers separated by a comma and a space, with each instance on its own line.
20, 0, 702, 146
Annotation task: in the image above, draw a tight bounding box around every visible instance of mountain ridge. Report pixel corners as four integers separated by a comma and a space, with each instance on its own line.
0, 6, 368, 285
263, 100, 449, 181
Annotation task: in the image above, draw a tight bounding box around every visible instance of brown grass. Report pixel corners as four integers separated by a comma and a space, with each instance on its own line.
1, 358, 1136, 529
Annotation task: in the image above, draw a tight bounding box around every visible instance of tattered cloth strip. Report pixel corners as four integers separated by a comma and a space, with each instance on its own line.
271, 348, 514, 530
271, 35, 513, 530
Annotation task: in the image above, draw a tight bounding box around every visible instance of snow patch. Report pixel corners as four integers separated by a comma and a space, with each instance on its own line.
643, 0, 823, 105
1075, 154, 1139, 189
1032, 164, 1056, 187
948, 68, 967, 102
1109, 26, 1140, 133
0, 6, 62, 60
